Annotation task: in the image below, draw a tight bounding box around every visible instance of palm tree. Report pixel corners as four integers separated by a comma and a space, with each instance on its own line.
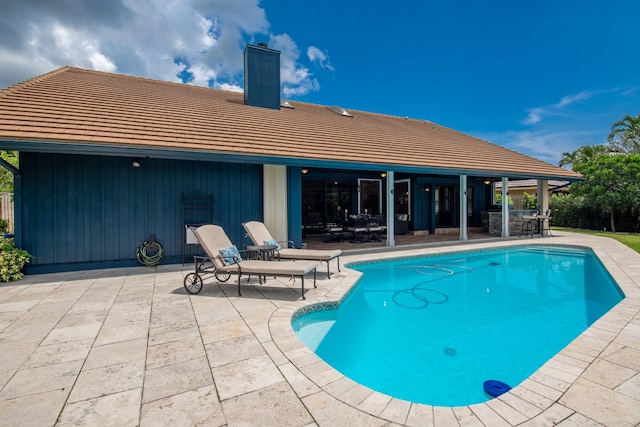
608, 114, 640, 154
558, 151, 577, 168
558, 144, 609, 170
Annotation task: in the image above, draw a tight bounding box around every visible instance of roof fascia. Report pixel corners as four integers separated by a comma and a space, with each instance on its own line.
0, 139, 583, 182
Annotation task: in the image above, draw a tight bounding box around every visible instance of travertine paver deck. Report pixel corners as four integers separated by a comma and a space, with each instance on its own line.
0, 231, 638, 426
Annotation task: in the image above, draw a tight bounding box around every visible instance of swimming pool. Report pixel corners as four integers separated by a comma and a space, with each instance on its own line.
292, 245, 624, 406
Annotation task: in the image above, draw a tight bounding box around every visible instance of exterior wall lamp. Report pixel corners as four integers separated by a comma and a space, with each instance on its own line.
380, 172, 387, 178
301, 168, 308, 174
423, 184, 430, 192
132, 158, 142, 168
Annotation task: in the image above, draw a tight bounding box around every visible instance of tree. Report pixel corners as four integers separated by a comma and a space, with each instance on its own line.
494, 193, 512, 206
0, 151, 18, 193
608, 114, 640, 154
522, 192, 537, 210
571, 154, 640, 232
558, 144, 609, 169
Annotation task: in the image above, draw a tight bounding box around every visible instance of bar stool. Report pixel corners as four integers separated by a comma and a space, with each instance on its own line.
520, 213, 538, 238
538, 209, 553, 237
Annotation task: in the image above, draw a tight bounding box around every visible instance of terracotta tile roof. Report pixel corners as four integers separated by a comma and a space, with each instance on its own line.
495, 179, 570, 189
0, 66, 582, 180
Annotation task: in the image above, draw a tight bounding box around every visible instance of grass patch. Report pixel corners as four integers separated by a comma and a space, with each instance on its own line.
554, 227, 640, 254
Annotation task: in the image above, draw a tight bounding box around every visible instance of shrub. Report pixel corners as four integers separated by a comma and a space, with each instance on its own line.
550, 193, 640, 232
522, 192, 537, 210
0, 237, 31, 282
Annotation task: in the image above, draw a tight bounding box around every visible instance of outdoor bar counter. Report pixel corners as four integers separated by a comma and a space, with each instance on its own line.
482, 209, 539, 237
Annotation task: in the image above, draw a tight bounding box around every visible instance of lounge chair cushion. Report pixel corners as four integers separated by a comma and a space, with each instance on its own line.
277, 248, 341, 262
218, 259, 318, 275
219, 245, 242, 265
243, 221, 341, 262
263, 239, 281, 250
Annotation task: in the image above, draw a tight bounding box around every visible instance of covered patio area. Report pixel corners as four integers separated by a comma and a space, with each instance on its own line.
303, 228, 494, 252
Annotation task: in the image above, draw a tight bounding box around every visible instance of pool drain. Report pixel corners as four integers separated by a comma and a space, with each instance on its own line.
443, 347, 457, 356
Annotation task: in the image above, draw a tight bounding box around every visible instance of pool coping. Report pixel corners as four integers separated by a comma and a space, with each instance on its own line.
269, 232, 640, 425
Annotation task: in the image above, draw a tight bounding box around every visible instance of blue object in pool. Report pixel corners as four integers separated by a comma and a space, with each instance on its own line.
483, 380, 511, 397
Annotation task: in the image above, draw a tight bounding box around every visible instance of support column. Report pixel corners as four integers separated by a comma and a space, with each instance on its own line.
537, 180, 549, 214
386, 170, 395, 247
263, 165, 288, 242
502, 177, 509, 237
537, 179, 550, 236
459, 174, 468, 241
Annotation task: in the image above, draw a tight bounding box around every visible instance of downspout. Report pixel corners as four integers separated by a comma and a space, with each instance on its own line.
0, 157, 20, 246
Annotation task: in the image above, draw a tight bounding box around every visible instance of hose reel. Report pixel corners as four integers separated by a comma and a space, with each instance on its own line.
136, 236, 163, 266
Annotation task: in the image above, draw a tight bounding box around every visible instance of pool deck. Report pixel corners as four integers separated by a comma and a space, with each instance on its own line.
0, 231, 639, 426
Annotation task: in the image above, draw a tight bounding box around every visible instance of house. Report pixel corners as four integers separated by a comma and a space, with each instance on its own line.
0, 44, 582, 273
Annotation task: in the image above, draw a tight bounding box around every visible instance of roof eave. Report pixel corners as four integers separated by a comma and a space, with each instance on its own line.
0, 138, 584, 182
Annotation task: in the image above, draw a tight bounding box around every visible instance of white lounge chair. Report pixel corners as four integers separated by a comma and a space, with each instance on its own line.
186, 224, 319, 299
242, 221, 341, 277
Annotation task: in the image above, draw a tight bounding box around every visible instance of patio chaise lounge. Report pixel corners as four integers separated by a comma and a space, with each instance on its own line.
242, 221, 341, 277
192, 224, 319, 299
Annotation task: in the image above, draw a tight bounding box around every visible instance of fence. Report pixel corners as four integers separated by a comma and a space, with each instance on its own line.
0, 193, 14, 232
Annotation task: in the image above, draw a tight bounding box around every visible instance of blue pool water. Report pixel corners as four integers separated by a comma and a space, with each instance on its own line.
292, 246, 623, 406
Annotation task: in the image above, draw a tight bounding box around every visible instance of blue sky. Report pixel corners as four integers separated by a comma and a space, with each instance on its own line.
1, 1, 638, 165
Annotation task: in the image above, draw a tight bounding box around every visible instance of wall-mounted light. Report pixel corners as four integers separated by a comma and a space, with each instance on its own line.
423, 184, 430, 192
380, 172, 387, 178
484, 179, 491, 185
301, 168, 309, 174
132, 158, 142, 168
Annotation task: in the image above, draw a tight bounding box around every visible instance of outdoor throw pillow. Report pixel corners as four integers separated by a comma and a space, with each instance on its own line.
263, 239, 281, 250
219, 245, 242, 265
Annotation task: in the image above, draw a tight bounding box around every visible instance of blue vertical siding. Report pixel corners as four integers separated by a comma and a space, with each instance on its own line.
413, 179, 433, 232
20, 153, 263, 273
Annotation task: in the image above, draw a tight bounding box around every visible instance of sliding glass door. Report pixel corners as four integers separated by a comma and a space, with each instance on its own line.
358, 179, 382, 215
394, 179, 410, 218
435, 185, 453, 227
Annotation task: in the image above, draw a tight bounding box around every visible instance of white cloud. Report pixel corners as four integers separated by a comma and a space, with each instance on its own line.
481, 128, 602, 165
473, 84, 640, 165
88, 51, 117, 73
556, 90, 595, 108
522, 108, 543, 125
0, 0, 332, 98
36, 23, 118, 73
521, 89, 609, 125
269, 33, 320, 97
216, 82, 243, 93
620, 86, 640, 97
184, 63, 218, 87
307, 46, 335, 71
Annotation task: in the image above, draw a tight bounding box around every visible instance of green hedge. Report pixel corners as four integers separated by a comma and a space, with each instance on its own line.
550, 194, 640, 232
